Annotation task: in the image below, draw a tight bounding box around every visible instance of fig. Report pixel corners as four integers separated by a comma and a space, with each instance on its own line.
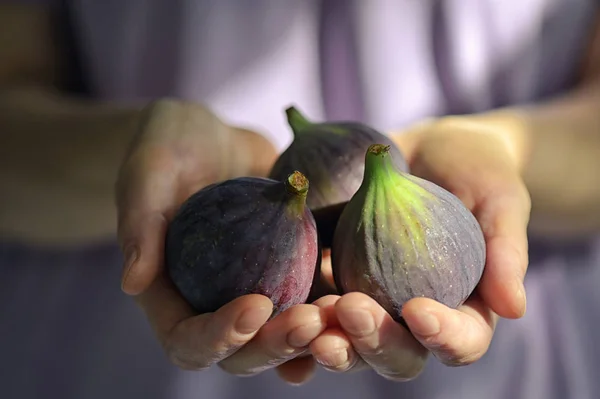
165, 171, 320, 317
331, 144, 486, 321
269, 106, 409, 211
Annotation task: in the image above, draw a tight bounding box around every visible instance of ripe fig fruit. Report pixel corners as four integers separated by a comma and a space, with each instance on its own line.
165, 171, 320, 317
331, 144, 486, 321
269, 105, 409, 211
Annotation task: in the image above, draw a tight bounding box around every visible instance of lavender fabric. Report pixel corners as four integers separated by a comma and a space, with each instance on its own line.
2, 1, 600, 398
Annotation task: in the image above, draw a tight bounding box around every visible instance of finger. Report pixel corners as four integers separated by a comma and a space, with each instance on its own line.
335, 293, 429, 381
310, 327, 368, 373
275, 355, 318, 386
116, 144, 217, 295
115, 147, 182, 295
307, 250, 338, 302
275, 295, 341, 384
402, 295, 497, 367
310, 295, 368, 372
312, 294, 342, 326
218, 304, 327, 376
118, 211, 169, 295
475, 182, 531, 318
136, 274, 273, 370
319, 249, 336, 291
389, 120, 435, 163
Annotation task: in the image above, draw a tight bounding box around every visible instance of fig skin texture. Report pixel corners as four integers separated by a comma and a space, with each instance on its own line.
331, 144, 486, 322
269, 105, 409, 211
165, 171, 320, 317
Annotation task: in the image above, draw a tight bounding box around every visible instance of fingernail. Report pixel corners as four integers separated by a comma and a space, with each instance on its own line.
235, 306, 272, 335
121, 245, 139, 289
287, 322, 325, 348
316, 349, 348, 369
410, 311, 440, 337
339, 308, 375, 337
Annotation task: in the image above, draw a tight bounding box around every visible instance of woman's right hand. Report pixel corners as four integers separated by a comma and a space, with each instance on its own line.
115, 99, 327, 382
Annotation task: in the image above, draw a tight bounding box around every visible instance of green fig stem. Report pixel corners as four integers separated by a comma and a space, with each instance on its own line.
363, 144, 397, 184
284, 171, 309, 216
285, 106, 313, 135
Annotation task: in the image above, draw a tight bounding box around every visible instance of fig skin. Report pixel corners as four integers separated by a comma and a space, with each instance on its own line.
165, 171, 320, 317
269, 105, 409, 211
331, 144, 486, 322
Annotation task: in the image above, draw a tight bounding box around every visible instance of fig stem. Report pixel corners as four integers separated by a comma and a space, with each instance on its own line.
285, 171, 309, 196
285, 106, 312, 135
368, 144, 391, 156
363, 144, 395, 182
284, 171, 309, 217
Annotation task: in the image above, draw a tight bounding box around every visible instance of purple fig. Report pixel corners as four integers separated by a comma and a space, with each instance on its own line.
331, 144, 486, 321
269, 106, 409, 211
165, 171, 320, 317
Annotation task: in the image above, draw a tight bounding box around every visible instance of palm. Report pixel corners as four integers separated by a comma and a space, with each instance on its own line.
388, 125, 530, 362
276, 122, 531, 382
403, 127, 530, 320
118, 100, 325, 380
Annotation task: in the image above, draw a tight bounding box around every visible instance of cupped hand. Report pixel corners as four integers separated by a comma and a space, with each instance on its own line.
277, 115, 531, 383
115, 99, 327, 377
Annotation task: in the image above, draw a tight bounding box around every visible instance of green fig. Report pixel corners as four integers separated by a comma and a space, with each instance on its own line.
269, 106, 409, 211
331, 144, 486, 321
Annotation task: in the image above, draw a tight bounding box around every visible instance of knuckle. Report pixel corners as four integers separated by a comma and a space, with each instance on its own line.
163, 339, 213, 372
174, 359, 209, 372
245, 335, 294, 361
359, 347, 385, 357
439, 348, 484, 367
260, 344, 285, 360
380, 360, 427, 382
401, 361, 427, 380
355, 342, 385, 357
383, 370, 421, 382
281, 303, 311, 318
167, 350, 211, 371
217, 361, 260, 377
168, 351, 212, 372
224, 328, 257, 348
280, 304, 322, 326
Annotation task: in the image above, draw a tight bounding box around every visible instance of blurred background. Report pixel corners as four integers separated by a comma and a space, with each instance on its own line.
1, 1, 599, 398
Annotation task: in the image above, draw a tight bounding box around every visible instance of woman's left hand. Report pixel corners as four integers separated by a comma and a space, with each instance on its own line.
276, 115, 531, 383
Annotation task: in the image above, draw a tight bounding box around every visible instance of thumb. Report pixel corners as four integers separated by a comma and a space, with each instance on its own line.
388, 119, 436, 162
115, 143, 181, 296
118, 211, 169, 295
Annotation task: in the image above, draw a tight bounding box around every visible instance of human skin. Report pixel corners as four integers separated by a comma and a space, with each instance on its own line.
1, 3, 599, 385
279, 16, 600, 381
